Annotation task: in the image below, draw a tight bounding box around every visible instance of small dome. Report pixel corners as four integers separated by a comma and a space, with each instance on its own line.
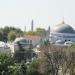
51, 24, 75, 33
14, 37, 27, 44
0, 41, 8, 48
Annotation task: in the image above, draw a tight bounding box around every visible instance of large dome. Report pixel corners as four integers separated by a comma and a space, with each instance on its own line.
51, 23, 75, 33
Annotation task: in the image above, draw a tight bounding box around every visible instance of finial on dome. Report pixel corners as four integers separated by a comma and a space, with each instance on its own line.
61, 17, 65, 24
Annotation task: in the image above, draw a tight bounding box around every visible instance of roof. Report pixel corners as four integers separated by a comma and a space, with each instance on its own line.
14, 37, 27, 44
0, 41, 8, 48
24, 35, 41, 41
51, 23, 75, 33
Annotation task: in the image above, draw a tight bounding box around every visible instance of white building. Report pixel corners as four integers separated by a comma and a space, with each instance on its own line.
7, 36, 42, 54
0, 41, 11, 56
50, 21, 75, 44
24, 35, 41, 47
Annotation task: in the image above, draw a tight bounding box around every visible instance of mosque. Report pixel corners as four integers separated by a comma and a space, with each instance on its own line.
50, 20, 75, 44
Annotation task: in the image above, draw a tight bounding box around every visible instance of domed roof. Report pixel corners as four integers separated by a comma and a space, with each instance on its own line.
51, 23, 75, 33
0, 41, 8, 48
14, 37, 27, 44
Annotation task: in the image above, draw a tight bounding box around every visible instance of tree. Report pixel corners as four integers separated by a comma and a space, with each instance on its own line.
0, 31, 3, 41
36, 28, 46, 36
20, 61, 27, 75
27, 59, 42, 75
24, 28, 46, 36
8, 31, 16, 41
0, 54, 14, 75
13, 41, 35, 63
24, 31, 38, 36
13, 41, 26, 63
38, 42, 75, 75
0, 26, 23, 42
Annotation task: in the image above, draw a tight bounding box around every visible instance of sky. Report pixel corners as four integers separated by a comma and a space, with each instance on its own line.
0, 0, 75, 31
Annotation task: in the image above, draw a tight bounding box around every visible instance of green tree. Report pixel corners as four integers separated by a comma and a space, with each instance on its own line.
3, 26, 11, 42
27, 59, 42, 75
20, 61, 27, 75
36, 28, 46, 36
24, 31, 38, 36
0, 26, 23, 42
0, 54, 14, 75
13, 41, 35, 63
24, 28, 46, 36
0, 31, 3, 41
8, 31, 16, 41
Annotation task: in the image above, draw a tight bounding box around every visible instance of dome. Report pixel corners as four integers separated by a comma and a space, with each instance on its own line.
0, 41, 8, 48
51, 23, 75, 33
14, 37, 27, 44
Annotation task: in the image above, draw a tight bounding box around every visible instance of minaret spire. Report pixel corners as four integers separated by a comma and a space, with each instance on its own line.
31, 19, 34, 32
24, 26, 26, 32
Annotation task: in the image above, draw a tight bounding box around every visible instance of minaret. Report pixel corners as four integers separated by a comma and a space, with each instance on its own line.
48, 26, 50, 34
24, 26, 26, 32
31, 20, 34, 32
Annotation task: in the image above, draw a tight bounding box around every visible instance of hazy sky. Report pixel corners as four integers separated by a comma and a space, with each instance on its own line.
0, 0, 75, 31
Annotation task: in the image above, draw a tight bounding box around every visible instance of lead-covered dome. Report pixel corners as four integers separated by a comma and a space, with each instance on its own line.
14, 37, 27, 44
51, 23, 75, 33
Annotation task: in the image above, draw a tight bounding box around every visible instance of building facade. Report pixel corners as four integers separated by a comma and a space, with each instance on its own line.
50, 22, 75, 44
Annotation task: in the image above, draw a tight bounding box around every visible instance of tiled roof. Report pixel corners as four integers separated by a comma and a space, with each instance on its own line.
24, 35, 41, 41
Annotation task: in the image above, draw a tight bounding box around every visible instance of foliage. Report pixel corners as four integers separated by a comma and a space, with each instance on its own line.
20, 61, 27, 75
8, 31, 16, 41
0, 31, 4, 41
13, 41, 26, 63
12, 62, 27, 75
0, 26, 46, 41
0, 26, 23, 42
13, 41, 35, 63
24, 31, 38, 36
0, 54, 14, 75
36, 28, 46, 35
27, 59, 42, 75
39, 43, 75, 75
24, 28, 46, 36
